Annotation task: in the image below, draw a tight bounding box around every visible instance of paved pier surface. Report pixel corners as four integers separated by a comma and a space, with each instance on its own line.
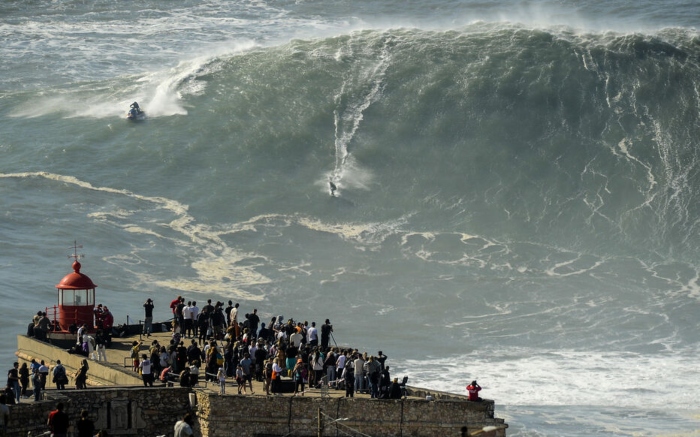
17, 330, 414, 401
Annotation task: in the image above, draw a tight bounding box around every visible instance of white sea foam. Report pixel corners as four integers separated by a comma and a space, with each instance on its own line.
402, 346, 700, 410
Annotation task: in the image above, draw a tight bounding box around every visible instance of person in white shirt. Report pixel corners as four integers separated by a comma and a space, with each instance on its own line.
183, 303, 192, 338
189, 302, 200, 338
307, 322, 318, 347
174, 413, 194, 437
289, 330, 303, 348
353, 354, 366, 393
217, 367, 226, 395
77, 324, 86, 345
139, 354, 153, 387
306, 322, 318, 348
271, 359, 284, 395
336, 352, 347, 381
189, 361, 200, 386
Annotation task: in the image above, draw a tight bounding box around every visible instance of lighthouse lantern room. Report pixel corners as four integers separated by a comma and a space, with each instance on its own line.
55, 243, 97, 331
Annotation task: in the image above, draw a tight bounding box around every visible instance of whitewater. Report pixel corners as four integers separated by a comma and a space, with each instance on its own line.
2, 0, 700, 435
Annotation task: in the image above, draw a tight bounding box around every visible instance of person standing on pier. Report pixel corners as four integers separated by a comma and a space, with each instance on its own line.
217, 367, 226, 395
271, 358, 284, 395
140, 354, 154, 387
76, 324, 87, 347
225, 301, 234, 326
75, 359, 89, 390
6, 363, 20, 404
292, 359, 307, 396
183, 302, 192, 338
170, 295, 182, 316
143, 298, 154, 337
229, 303, 240, 338
38, 361, 49, 390
18, 363, 29, 398
32, 368, 42, 401
321, 319, 333, 350
131, 341, 143, 372
175, 298, 186, 332
248, 308, 260, 339
52, 360, 68, 390
342, 363, 355, 398
324, 350, 337, 388
95, 331, 107, 362
307, 322, 318, 347
190, 301, 200, 338
36, 312, 51, 342
353, 353, 365, 394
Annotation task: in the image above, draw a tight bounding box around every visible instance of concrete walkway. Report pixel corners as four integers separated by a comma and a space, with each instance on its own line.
17, 330, 406, 402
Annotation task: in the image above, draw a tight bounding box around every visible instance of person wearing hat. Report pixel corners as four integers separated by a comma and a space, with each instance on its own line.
292, 358, 307, 396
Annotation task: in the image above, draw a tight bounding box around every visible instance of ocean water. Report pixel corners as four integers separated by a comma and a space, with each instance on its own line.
2, 0, 700, 435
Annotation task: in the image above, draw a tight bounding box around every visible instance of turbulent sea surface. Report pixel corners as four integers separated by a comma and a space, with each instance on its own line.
2, 0, 700, 435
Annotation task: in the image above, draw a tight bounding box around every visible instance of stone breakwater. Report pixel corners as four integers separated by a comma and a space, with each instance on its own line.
13, 333, 507, 436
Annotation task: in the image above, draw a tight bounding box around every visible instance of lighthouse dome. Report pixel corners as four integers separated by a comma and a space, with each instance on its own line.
56, 261, 97, 289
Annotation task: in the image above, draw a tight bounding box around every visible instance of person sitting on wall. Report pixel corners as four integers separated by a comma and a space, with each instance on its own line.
388, 378, 403, 399
160, 366, 174, 384
467, 380, 482, 402
179, 367, 192, 388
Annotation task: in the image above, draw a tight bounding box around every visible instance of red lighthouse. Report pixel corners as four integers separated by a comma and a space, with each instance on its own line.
55, 244, 97, 331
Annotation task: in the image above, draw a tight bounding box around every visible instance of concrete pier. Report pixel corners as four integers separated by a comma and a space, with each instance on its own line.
12, 332, 508, 437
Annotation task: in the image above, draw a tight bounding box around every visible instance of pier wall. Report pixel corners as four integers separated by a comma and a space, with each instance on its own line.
6, 387, 193, 437
6, 387, 505, 437
16, 335, 143, 386
198, 391, 506, 437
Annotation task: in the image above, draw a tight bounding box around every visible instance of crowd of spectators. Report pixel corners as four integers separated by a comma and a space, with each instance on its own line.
9, 297, 411, 403
144, 297, 406, 399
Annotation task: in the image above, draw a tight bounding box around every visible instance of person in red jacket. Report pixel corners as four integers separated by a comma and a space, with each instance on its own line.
47, 402, 70, 437
170, 295, 183, 314
466, 380, 482, 401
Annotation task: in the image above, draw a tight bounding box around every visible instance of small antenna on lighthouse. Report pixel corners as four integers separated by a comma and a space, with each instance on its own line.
68, 240, 85, 262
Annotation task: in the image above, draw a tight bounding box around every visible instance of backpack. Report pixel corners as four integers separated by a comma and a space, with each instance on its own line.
53, 366, 66, 383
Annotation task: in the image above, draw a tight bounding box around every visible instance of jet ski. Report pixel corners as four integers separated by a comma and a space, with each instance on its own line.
126, 102, 145, 121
